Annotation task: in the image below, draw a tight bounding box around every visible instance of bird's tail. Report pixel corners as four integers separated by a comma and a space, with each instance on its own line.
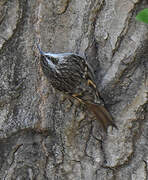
85, 102, 117, 132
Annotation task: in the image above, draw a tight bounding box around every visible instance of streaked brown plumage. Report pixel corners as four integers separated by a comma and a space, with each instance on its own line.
37, 44, 117, 132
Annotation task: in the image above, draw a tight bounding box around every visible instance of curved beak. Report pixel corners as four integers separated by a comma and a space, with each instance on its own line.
36, 44, 45, 56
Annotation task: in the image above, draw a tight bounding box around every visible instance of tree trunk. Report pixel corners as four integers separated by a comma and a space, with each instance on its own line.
0, 0, 147, 179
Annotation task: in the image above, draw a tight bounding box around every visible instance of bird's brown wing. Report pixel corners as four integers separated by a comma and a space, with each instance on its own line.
74, 58, 117, 132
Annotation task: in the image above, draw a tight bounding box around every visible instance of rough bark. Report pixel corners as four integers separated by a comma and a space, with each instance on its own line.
0, 0, 147, 179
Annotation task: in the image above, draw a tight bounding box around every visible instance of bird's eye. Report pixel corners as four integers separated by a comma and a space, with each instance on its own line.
49, 57, 58, 65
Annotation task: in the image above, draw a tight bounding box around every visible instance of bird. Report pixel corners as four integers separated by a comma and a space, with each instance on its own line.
37, 44, 117, 132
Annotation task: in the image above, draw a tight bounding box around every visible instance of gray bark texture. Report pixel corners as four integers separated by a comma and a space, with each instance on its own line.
0, 0, 147, 179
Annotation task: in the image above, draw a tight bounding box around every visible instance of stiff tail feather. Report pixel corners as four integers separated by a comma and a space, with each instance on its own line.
85, 102, 117, 132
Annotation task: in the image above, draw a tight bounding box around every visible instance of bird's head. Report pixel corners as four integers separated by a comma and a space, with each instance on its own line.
37, 44, 59, 71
